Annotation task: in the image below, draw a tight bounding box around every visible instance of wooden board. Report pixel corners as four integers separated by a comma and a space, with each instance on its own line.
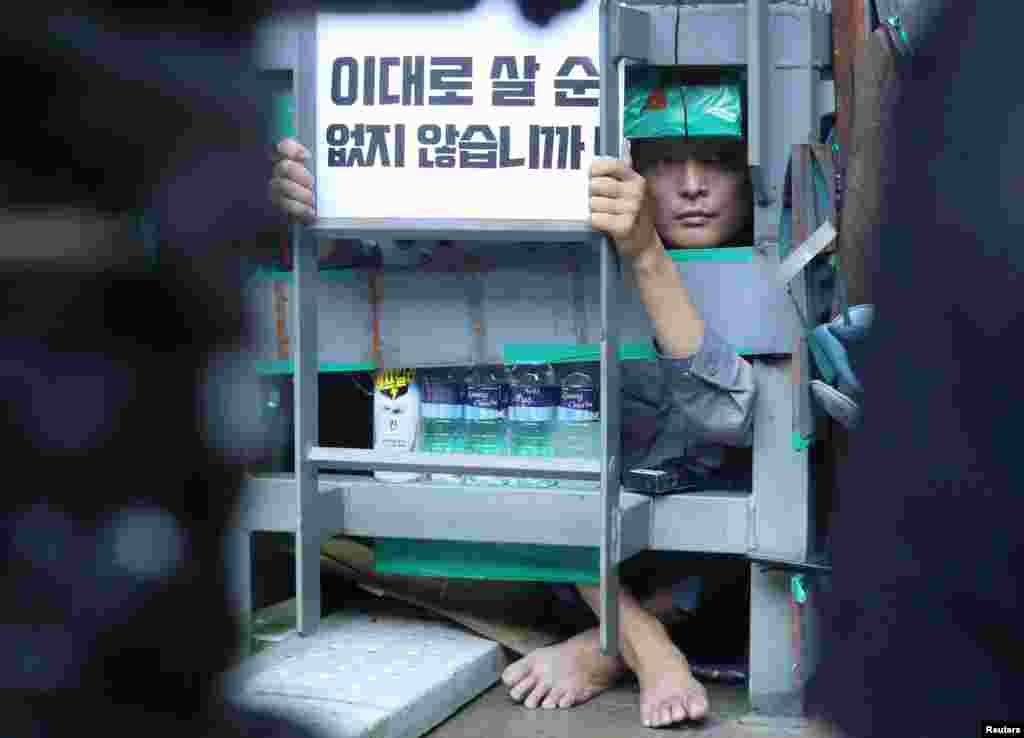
838, 26, 900, 306
831, 0, 869, 158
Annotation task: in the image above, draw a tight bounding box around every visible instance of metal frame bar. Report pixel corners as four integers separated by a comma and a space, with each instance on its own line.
748, 0, 774, 206
310, 447, 601, 480
287, 3, 633, 659
294, 12, 320, 637
598, 0, 623, 660
337, 480, 652, 555
309, 219, 596, 243
748, 357, 813, 710
294, 227, 321, 635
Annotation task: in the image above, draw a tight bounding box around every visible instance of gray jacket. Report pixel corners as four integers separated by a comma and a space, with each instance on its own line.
620, 324, 757, 476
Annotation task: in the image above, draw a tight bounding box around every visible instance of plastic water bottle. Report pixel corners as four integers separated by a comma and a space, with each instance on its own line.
419, 367, 466, 484
463, 365, 510, 487
507, 362, 560, 488
554, 363, 601, 490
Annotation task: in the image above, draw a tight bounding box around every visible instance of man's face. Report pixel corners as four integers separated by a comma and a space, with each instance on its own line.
645, 144, 752, 249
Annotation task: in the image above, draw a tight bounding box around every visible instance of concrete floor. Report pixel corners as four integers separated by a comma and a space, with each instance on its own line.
246, 562, 841, 738
424, 679, 835, 738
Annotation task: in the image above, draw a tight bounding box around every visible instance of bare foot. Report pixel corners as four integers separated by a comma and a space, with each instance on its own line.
501, 627, 625, 710
633, 639, 709, 728
576, 583, 709, 728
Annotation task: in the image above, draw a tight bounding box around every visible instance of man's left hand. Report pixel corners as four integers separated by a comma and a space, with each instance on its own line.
589, 145, 660, 262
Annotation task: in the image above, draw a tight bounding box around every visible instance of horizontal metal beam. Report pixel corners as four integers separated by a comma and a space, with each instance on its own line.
308, 447, 602, 480
623, 0, 829, 6
648, 491, 752, 553
335, 477, 651, 557
238, 475, 756, 557
232, 473, 346, 534
612, 3, 651, 63
310, 219, 600, 243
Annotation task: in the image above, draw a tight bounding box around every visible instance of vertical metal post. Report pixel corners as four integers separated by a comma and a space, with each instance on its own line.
293, 12, 321, 635
294, 225, 321, 636
227, 529, 253, 658
747, 0, 773, 207
598, 0, 623, 659
748, 359, 812, 709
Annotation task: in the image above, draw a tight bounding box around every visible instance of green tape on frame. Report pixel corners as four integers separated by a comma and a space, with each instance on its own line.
792, 431, 814, 452
271, 91, 296, 142
503, 342, 656, 365
668, 245, 753, 263
251, 248, 753, 285
256, 360, 377, 376
372, 539, 600, 584
504, 341, 753, 365
251, 266, 358, 283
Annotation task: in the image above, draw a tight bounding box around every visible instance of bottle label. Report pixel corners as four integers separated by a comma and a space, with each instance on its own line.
422, 381, 465, 405
374, 394, 420, 451
375, 368, 416, 400
559, 387, 598, 412
466, 383, 503, 409
509, 385, 561, 408
508, 385, 559, 422
465, 383, 505, 420
422, 381, 466, 420
558, 386, 598, 422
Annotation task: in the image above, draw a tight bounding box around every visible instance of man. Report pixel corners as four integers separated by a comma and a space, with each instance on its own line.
271, 133, 756, 728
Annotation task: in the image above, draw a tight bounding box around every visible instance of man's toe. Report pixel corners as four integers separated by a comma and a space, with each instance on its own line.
670, 702, 687, 723
660, 706, 675, 726
541, 688, 563, 709
686, 693, 709, 720
524, 682, 551, 709
508, 675, 537, 702
501, 659, 530, 686
558, 692, 576, 709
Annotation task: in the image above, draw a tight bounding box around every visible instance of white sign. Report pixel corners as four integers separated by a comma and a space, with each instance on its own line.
312, 0, 602, 222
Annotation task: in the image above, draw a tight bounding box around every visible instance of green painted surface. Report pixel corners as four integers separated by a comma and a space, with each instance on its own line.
791, 574, 808, 605
503, 341, 657, 365
251, 266, 357, 283
271, 91, 296, 142
792, 431, 813, 452
256, 360, 376, 376
668, 245, 753, 263
504, 341, 753, 365
373, 539, 600, 584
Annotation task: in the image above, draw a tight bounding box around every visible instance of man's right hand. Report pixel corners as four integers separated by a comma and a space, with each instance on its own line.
269, 138, 316, 223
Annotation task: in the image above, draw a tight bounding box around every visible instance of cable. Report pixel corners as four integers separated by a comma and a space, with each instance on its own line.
682, 85, 688, 137
675, 1, 688, 136
350, 375, 374, 398
674, 0, 681, 66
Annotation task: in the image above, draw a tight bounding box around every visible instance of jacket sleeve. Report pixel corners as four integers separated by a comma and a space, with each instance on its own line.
652, 323, 757, 450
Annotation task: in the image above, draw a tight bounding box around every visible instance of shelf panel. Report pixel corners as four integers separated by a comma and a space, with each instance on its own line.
648, 491, 752, 553
237, 474, 650, 561
309, 448, 603, 481
310, 218, 599, 243
246, 244, 796, 371
335, 477, 652, 561
238, 474, 754, 558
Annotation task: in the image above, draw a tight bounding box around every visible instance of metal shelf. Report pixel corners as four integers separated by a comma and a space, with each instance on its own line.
239, 0, 828, 712
246, 243, 799, 369
309, 448, 601, 481
234, 473, 758, 559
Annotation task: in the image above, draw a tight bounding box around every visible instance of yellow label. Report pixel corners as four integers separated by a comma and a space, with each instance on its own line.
374, 368, 416, 400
